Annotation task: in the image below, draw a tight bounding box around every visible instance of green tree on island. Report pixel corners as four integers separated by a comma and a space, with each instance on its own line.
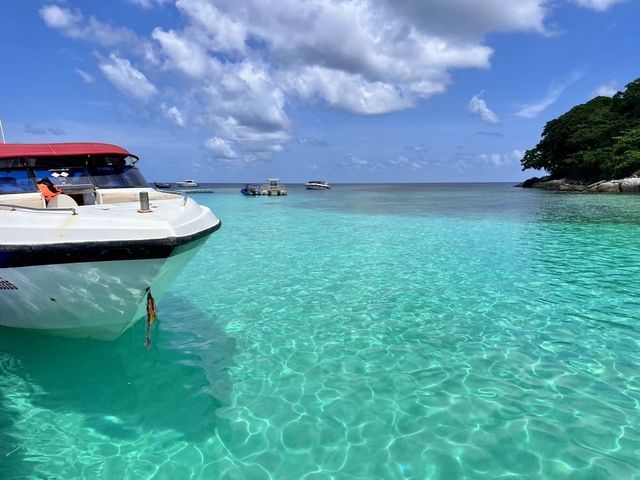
522, 78, 640, 182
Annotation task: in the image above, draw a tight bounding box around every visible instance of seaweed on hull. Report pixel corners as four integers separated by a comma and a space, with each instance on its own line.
519, 78, 640, 191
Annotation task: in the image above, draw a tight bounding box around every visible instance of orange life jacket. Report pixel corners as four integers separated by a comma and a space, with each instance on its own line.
38, 183, 62, 202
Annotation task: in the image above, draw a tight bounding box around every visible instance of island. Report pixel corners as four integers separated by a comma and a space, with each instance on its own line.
519, 78, 640, 193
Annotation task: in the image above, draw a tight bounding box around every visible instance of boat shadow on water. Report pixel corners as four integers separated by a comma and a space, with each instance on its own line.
0, 293, 236, 477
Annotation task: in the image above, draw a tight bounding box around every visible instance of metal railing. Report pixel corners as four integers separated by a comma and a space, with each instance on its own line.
0, 203, 78, 215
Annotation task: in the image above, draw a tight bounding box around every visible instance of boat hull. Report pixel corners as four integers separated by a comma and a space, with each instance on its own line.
305, 183, 330, 190
0, 231, 213, 340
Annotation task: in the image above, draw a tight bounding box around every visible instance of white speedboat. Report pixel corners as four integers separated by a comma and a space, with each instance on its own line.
305, 180, 331, 190
0, 142, 221, 340
177, 179, 199, 188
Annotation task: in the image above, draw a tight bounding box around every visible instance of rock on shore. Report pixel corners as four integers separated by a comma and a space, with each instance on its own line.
516, 176, 640, 193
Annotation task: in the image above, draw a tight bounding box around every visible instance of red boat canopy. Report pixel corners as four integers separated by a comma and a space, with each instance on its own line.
0, 142, 138, 160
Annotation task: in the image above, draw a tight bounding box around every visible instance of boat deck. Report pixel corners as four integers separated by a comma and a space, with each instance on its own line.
166, 188, 215, 194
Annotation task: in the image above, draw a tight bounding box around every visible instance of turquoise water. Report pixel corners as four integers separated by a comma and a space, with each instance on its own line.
1, 183, 640, 479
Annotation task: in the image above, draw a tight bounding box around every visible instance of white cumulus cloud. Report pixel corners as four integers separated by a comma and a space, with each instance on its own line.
468, 92, 500, 124
152, 28, 214, 79
42, 0, 562, 165
40, 5, 137, 46
128, 0, 170, 9
161, 104, 186, 127
591, 80, 619, 98
39, 5, 83, 37
480, 149, 525, 167
380, 0, 549, 39
99, 54, 157, 101
205, 136, 238, 159
571, 0, 626, 11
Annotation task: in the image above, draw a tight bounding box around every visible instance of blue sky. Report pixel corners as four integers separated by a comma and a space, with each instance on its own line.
0, 0, 637, 183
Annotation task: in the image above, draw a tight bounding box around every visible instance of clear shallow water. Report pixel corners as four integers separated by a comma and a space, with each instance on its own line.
1, 183, 640, 479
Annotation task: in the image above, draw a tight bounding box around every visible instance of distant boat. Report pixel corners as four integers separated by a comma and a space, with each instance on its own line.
177, 179, 199, 188
240, 184, 259, 196
260, 178, 287, 196
154, 182, 172, 189
305, 180, 330, 190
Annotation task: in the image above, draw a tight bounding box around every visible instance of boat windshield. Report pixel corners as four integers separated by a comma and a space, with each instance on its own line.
0, 168, 36, 195
0, 155, 149, 193
34, 167, 93, 188
91, 164, 147, 188
32, 158, 147, 189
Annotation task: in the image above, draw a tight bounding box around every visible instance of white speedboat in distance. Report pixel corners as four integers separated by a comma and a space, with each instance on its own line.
305, 180, 331, 190
0, 142, 221, 340
177, 179, 199, 188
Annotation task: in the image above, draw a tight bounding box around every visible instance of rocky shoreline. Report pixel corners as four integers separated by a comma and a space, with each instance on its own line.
516, 176, 640, 193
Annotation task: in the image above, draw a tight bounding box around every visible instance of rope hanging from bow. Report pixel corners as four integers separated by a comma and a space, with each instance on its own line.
144, 287, 157, 350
